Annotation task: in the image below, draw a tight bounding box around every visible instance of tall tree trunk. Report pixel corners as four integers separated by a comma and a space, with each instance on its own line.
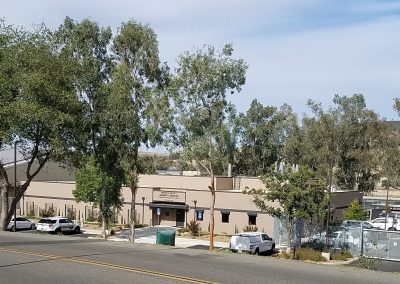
129, 180, 137, 242
0, 167, 10, 231
102, 212, 107, 239
101, 187, 107, 239
286, 221, 292, 254
0, 184, 9, 231
209, 173, 215, 253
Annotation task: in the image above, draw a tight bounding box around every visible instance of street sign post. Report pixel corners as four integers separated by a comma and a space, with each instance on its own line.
156, 208, 160, 232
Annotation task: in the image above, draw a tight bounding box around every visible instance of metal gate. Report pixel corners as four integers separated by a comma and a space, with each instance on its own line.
362, 229, 400, 262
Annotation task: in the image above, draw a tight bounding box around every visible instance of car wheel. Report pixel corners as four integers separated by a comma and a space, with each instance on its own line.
55, 228, 61, 235
74, 226, 81, 234
388, 227, 396, 231
254, 248, 260, 255
30, 224, 36, 230
270, 244, 275, 254
10, 225, 15, 232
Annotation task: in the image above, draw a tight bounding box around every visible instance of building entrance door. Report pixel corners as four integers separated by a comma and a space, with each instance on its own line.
176, 209, 185, 227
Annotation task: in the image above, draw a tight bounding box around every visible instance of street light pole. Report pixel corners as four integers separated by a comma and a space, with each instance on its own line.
142, 197, 145, 225
13, 141, 17, 232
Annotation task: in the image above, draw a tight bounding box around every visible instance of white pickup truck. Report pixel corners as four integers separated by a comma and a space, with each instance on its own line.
230, 232, 275, 255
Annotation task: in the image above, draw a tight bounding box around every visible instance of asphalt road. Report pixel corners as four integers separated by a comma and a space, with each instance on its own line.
0, 231, 399, 284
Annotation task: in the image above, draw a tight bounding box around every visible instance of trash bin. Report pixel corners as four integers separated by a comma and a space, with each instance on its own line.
156, 230, 176, 246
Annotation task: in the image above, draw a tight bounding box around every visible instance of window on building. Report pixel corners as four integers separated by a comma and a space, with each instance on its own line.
221, 212, 230, 223
165, 211, 169, 217
248, 214, 257, 225
196, 210, 204, 221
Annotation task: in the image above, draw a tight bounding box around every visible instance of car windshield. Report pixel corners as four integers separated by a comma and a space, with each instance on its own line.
38, 219, 56, 224
329, 233, 339, 238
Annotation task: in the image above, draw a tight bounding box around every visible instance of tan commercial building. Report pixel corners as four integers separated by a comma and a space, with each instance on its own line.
2, 149, 362, 241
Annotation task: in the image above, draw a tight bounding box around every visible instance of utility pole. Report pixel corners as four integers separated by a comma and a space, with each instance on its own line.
13, 141, 17, 232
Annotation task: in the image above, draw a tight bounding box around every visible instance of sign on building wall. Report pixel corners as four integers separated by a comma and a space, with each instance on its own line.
153, 190, 186, 203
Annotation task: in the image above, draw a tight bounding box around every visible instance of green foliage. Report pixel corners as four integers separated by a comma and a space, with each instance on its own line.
245, 166, 328, 250
66, 208, 76, 221
235, 100, 295, 176
297, 95, 386, 194
172, 44, 247, 177
343, 199, 367, 221
301, 241, 325, 252
331, 250, 352, 261
40, 207, 56, 218
351, 257, 380, 270
74, 157, 123, 220
187, 220, 200, 236
0, 19, 85, 230
294, 248, 326, 262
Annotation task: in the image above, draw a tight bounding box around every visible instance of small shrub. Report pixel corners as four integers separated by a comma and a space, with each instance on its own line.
86, 210, 95, 222
352, 257, 380, 270
135, 224, 148, 228
280, 251, 291, 259
66, 208, 76, 220
177, 228, 189, 234
27, 207, 36, 218
295, 248, 326, 262
301, 241, 325, 252
243, 225, 258, 232
187, 220, 200, 236
331, 249, 352, 261
40, 207, 56, 218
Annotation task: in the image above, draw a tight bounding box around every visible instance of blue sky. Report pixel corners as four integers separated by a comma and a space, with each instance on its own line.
2, 0, 400, 119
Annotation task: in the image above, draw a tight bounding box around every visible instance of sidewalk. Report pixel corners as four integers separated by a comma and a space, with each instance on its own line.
83, 227, 230, 249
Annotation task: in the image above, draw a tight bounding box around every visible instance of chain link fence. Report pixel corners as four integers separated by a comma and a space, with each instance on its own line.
362, 229, 400, 261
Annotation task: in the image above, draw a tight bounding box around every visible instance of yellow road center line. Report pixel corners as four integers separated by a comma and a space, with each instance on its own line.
0, 247, 217, 284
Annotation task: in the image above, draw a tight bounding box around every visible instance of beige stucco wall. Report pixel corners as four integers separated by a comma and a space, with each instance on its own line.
14, 162, 358, 236
24, 180, 275, 235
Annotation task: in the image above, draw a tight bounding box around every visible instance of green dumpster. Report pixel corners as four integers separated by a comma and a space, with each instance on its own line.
156, 230, 176, 246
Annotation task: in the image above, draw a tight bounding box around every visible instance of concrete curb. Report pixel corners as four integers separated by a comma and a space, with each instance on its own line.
320, 257, 359, 266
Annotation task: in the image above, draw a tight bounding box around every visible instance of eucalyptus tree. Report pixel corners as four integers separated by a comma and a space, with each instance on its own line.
111, 21, 171, 242
55, 17, 123, 238
235, 100, 296, 176
172, 44, 247, 252
301, 95, 384, 244
302, 99, 341, 244
333, 95, 383, 194
0, 22, 82, 230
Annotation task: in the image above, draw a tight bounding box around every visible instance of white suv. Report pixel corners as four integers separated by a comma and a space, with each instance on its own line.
230, 232, 275, 255
369, 217, 399, 231
37, 217, 81, 234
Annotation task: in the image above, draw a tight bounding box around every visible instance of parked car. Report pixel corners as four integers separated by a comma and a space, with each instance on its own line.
7, 217, 36, 231
308, 231, 327, 243
369, 217, 399, 231
341, 220, 374, 229
378, 212, 400, 219
229, 232, 275, 255
36, 217, 80, 234
327, 231, 356, 248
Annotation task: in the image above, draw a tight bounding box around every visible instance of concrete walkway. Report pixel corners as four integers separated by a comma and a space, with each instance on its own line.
83, 226, 229, 249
